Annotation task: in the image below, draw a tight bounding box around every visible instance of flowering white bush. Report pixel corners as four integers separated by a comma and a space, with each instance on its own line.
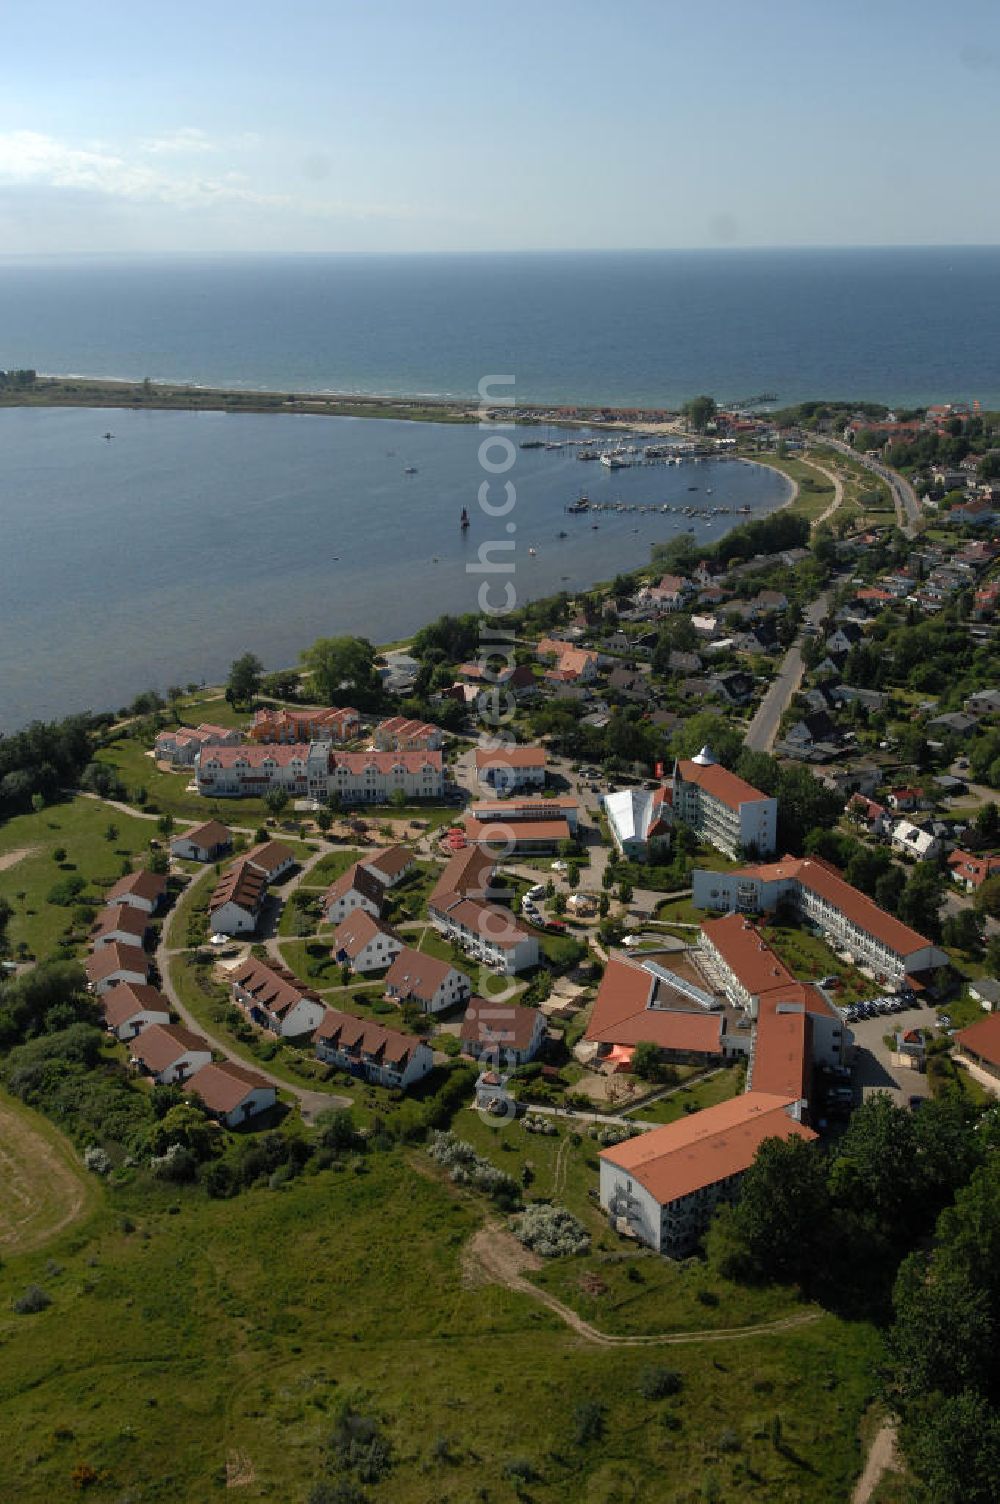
83, 1145, 112, 1176
509, 1203, 590, 1258
428, 1132, 519, 1203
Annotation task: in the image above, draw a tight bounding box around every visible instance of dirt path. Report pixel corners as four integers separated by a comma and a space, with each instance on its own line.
0, 1096, 92, 1255
806, 458, 846, 527
0, 847, 35, 873
852, 1418, 899, 1504
465, 1224, 821, 1347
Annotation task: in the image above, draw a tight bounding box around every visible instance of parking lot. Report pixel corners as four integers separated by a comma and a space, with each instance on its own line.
846, 1004, 934, 1108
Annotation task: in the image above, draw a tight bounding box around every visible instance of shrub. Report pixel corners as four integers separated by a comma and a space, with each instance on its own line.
12, 1284, 51, 1315
638, 1366, 683, 1400
83, 1145, 112, 1176
428, 1131, 520, 1208
509, 1203, 589, 1258
572, 1400, 606, 1445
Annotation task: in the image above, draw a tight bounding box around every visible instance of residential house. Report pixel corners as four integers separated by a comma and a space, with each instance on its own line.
85, 942, 150, 994
361, 845, 416, 888
948, 849, 1000, 893
783, 710, 838, 750
244, 840, 297, 884
460, 998, 546, 1066
846, 794, 890, 837
229, 957, 327, 1038
103, 869, 167, 915
101, 981, 171, 1041
967, 689, 1000, 716
195, 744, 313, 798
891, 822, 942, 861
321, 862, 387, 925
373, 716, 445, 752
826, 624, 863, 655
154, 723, 242, 767
384, 947, 471, 1014
314, 1009, 434, 1089
186, 1061, 277, 1125
535, 637, 599, 683
708, 670, 755, 707
208, 859, 267, 935
428, 898, 540, 974
332, 911, 403, 975
249, 706, 360, 743
887, 786, 924, 813
666, 649, 703, 675
129, 1023, 212, 1085
90, 903, 149, 950
323, 749, 444, 804
474, 743, 547, 793
955, 1013, 1000, 1085
170, 820, 232, 862
969, 978, 1000, 1012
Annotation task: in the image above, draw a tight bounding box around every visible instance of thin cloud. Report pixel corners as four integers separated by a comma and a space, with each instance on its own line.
0, 129, 414, 221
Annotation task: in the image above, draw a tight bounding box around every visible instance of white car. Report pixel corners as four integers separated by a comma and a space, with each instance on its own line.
527, 883, 546, 899
550, 860, 568, 873
210, 933, 230, 946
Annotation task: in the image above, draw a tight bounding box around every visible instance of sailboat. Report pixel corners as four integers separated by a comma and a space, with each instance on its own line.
460, 507, 470, 530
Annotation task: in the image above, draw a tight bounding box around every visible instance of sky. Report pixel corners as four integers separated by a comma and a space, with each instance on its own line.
1, 0, 998, 254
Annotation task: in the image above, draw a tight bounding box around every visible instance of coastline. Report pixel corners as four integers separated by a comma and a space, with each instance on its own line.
0, 373, 682, 428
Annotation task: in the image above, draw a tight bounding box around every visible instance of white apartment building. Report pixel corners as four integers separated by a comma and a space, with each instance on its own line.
671, 748, 777, 859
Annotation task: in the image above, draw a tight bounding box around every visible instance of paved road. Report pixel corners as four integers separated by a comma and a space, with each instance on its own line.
743, 588, 832, 752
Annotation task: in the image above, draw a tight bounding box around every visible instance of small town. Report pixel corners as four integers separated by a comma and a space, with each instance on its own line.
3, 391, 1000, 1501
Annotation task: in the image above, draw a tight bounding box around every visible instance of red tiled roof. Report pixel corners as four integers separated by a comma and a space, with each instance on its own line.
230, 957, 322, 1020
244, 840, 296, 875
333, 909, 400, 959
200, 744, 310, 768
323, 861, 387, 910
474, 745, 547, 769
186, 1060, 274, 1113
957, 1012, 1000, 1070
104, 870, 167, 905
460, 998, 543, 1052
85, 943, 149, 983
599, 1092, 816, 1204
429, 846, 497, 911
101, 981, 170, 1029
676, 759, 771, 812
385, 946, 460, 1001
701, 914, 794, 996
209, 859, 266, 916
91, 905, 148, 942
586, 956, 724, 1054
172, 819, 231, 851
362, 845, 414, 880
751, 1010, 811, 1101
314, 1007, 422, 1068
443, 898, 534, 949
737, 854, 937, 960
130, 1022, 210, 1071
329, 750, 442, 774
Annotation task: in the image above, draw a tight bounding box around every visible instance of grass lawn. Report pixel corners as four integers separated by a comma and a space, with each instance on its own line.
306, 848, 367, 888
0, 1090, 98, 1256
170, 692, 249, 730
655, 895, 703, 926
0, 796, 165, 963
94, 735, 269, 824
759, 922, 869, 1004
625, 1065, 744, 1125
0, 1130, 883, 1504
382, 860, 441, 922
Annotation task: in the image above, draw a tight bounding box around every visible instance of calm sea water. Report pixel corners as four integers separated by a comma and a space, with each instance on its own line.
0, 248, 997, 408
0, 407, 789, 729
